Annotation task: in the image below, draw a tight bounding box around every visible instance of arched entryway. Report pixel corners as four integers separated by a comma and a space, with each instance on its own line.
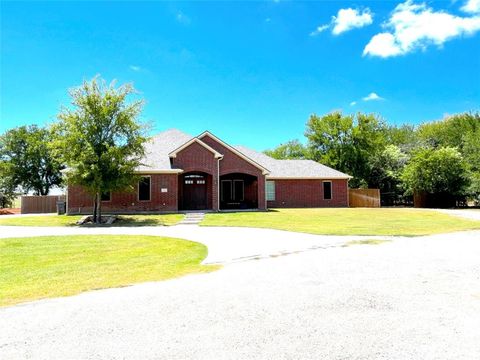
179, 172, 212, 210
220, 173, 258, 210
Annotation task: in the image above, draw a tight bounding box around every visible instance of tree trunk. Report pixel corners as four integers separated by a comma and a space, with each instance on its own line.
97, 192, 102, 224
93, 194, 98, 223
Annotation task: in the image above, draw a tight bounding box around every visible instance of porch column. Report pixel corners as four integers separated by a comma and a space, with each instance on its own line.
258, 175, 267, 210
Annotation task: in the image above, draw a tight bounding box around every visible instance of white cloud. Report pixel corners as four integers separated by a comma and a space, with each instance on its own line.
332, 8, 373, 35
462, 0, 480, 14
364, 33, 403, 57
309, 24, 329, 36
350, 101, 357, 106
310, 8, 373, 36
362, 92, 384, 101
363, 0, 480, 58
129, 65, 141, 72
176, 11, 190, 25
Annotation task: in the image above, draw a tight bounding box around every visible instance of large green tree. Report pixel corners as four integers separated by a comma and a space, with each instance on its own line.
305, 111, 387, 187
0, 161, 16, 208
0, 125, 63, 196
417, 112, 480, 201
264, 139, 307, 159
56, 77, 147, 223
418, 112, 479, 149
401, 147, 470, 203
368, 145, 409, 204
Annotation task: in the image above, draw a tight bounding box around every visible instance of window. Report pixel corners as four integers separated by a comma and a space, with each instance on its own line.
323, 181, 332, 200
266, 181, 275, 201
139, 176, 151, 201
185, 180, 194, 185
100, 191, 111, 202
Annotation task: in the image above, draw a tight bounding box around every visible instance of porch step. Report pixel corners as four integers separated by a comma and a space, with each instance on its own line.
178, 212, 205, 225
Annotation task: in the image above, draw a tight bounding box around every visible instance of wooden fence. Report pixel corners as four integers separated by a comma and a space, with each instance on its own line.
21, 195, 66, 214
349, 189, 381, 208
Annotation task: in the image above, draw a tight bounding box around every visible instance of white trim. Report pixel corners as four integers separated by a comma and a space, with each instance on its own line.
266, 176, 351, 180
198, 131, 270, 175
168, 138, 223, 159
138, 175, 152, 202
322, 180, 333, 200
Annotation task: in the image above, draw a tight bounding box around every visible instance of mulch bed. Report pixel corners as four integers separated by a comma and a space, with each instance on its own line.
0, 208, 21, 215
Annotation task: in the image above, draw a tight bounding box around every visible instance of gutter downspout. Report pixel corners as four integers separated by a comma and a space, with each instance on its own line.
217, 156, 223, 212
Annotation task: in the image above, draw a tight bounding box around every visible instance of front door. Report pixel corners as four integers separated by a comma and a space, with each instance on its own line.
182, 174, 207, 210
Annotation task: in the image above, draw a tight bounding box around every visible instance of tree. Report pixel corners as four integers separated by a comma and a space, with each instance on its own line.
264, 139, 307, 159
368, 145, 409, 204
401, 147, 470, 206
305, 111, 355, 174
462, 129, 480, 199
385, 124, 419, 152
0, 161, 16, 208
305, 111, 386, 187
56, 77, 147, 223
0, 125, 63, 196
417, 112, 479, 149
417, 112, 480, 201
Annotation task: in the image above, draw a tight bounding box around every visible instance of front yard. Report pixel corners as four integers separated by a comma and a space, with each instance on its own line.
201, 208, 480, 236
0, 235, 217, 306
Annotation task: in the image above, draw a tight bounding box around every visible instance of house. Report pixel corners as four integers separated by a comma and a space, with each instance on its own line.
66, 129, 351, 214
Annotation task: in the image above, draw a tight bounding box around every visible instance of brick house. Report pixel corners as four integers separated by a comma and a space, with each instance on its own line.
66, 129, 351, 214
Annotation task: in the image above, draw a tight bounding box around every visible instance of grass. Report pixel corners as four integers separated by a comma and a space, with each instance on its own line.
201, 208, 480, 236
0, 235, 218, 307
0, 214, 184, 227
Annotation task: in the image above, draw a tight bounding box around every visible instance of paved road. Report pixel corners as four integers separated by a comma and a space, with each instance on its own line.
1, 228, 480, 359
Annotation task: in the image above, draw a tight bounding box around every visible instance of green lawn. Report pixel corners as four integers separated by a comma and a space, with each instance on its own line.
201, 208, 480, 236
0, 235, 217, 306
0, 214, 184, 227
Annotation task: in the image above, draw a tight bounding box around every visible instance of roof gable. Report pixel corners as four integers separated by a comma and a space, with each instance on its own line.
168, 138, 223, 159
198, 131, 270, 175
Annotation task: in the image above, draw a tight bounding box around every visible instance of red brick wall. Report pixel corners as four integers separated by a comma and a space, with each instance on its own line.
67, 174, 178, 214
200, 134, 266, 210
172, 141, 219, 210
267, 179, 348, 208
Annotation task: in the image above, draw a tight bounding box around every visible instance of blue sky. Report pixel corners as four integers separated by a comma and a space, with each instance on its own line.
1, 0, 479, 150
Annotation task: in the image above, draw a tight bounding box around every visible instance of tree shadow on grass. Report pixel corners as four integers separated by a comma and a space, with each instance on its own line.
75, 216, 167, 227
114, 216, 165, 227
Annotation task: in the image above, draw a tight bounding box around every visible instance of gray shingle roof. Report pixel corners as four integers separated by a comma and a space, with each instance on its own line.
138, 129, 351, 179
235, 145, 351, 179
137, 129, 193, 171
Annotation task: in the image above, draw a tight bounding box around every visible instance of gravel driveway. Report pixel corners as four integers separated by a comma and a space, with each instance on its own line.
0, 224, 393, 264
1, 228, 480, 359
